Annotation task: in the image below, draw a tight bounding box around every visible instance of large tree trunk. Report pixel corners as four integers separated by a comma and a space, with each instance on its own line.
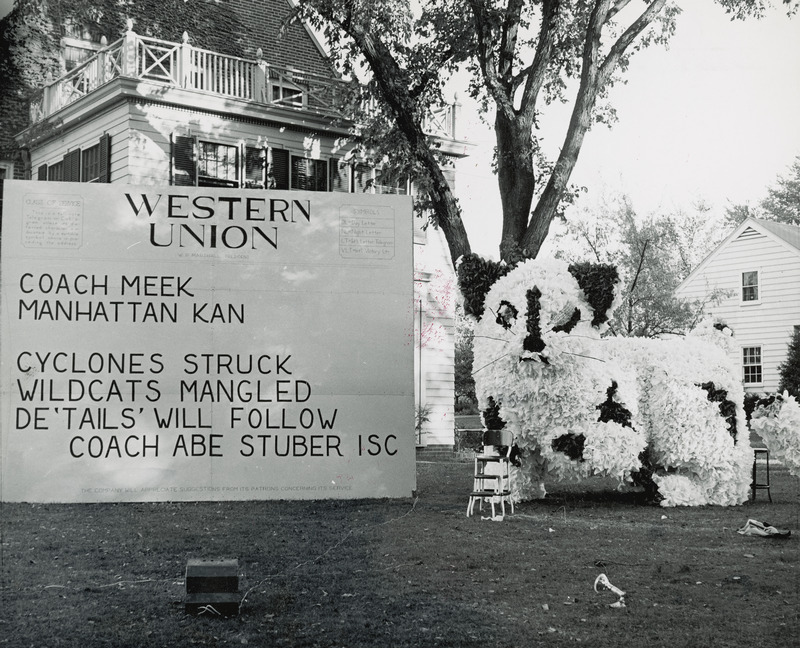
495, 110, 537, 262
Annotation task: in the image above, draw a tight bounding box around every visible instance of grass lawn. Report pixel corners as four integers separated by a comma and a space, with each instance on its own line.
1, 461, 798, 647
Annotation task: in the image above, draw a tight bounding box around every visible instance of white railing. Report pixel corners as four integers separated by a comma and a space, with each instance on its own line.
28, 27, 462, 141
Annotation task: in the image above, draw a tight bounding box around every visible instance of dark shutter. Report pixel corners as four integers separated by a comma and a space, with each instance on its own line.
38, 165, 48, 181
314, 159, 327, 191
270, 148, 289, 190
291, 156, 308, 190
172, 135, 196, 186
98, 133, 111, 183
64, 149, 81, 182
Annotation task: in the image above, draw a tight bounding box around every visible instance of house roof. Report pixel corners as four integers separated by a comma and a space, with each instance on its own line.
753, 218, 800, 253
676, 217, 800, 295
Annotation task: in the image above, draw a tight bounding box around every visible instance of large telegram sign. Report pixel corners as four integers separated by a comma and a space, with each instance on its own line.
1, 181, 414, 502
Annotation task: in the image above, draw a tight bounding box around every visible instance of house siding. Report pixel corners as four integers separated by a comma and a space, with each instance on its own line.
29, 104, 131, 183
414, 220, 456, 447
677, 223, 800, 392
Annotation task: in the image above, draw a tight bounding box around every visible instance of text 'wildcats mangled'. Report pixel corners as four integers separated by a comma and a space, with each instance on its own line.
124, 192, 311, 251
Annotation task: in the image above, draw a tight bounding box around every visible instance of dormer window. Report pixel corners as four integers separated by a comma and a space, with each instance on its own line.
61, 18, 105, 72
741, 271, 759, 303
270, 82, 304, 108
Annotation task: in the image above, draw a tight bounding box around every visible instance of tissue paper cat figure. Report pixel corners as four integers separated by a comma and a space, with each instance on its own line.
457, 253, 753, 507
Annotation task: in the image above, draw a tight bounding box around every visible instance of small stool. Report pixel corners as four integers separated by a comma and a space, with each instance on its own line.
467, 452, 514, 517
751, 448, 772, 503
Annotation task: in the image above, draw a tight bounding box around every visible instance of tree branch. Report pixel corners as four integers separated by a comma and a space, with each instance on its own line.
498, 0, 525, 84
517, 0, 560, 121
607, 0, 633, 22
522, 0, 668, 257
600, 0, 667, 80
521, 0, 611, 254
628, 239, 649, 296
467, 0, 516, 121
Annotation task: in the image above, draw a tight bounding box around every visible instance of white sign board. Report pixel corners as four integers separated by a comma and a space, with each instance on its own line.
1, 181, 415, 502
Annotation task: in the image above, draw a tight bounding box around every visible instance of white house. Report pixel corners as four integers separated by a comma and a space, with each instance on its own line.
676, 217, 800, 393
5, 0, 468, 455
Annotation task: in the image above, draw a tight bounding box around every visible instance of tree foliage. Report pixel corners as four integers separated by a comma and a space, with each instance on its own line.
294, 0, 797, 265
726, 155, 800, 226
778, 326, 800, 399
454, 304, 478, 412
552, 192, 728, 337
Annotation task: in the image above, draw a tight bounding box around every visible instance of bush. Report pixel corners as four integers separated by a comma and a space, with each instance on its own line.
778, 327, 800, 399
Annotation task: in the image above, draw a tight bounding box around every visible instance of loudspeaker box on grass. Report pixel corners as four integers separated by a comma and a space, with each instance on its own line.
185, 559, 240, 617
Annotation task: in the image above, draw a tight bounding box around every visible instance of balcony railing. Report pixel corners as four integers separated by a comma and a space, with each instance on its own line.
28, 27, 462, 141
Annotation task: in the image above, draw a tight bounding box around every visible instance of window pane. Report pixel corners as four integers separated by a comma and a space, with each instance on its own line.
744, 365, 762, 384
198, 142, 239, 187
742, 346, 762, 384
353, 163, 373, 193
329, 158, 349, 192
81, 144, 101, 182
290, 156, 327, 191
245, 147, 266, 188
48, 162, 64, 181
742, 271, 759, 301
374, 169, 408, 195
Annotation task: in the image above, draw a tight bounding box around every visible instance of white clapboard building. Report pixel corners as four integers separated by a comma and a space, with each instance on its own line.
676, 217, 800, 392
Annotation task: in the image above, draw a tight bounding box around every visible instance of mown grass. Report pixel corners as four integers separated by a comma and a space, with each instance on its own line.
1, 461, 798, 647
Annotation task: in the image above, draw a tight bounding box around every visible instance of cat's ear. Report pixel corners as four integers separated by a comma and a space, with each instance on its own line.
568, 262, 620, 328
456, 253, 512, 320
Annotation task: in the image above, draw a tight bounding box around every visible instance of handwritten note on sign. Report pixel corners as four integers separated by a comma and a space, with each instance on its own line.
1, 181, 414, 503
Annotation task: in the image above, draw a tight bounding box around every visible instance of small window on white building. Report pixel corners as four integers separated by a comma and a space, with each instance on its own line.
742, 346, 763, 384
741, 271, 759, 302
353, 163, 374, 193
198, 141, 239, 188
244, 146, 267, 189
271, 83, 304, 107
373, 169, 409, 195
290, 156, 327, 191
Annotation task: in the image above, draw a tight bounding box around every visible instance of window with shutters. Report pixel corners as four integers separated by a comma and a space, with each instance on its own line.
742, 346, 763, 385
198, 141, 239, 188
290, 156, 327, 191
36, 135, 110, 183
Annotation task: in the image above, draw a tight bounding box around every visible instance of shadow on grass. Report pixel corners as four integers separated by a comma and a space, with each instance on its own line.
537, 481, 654, 509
